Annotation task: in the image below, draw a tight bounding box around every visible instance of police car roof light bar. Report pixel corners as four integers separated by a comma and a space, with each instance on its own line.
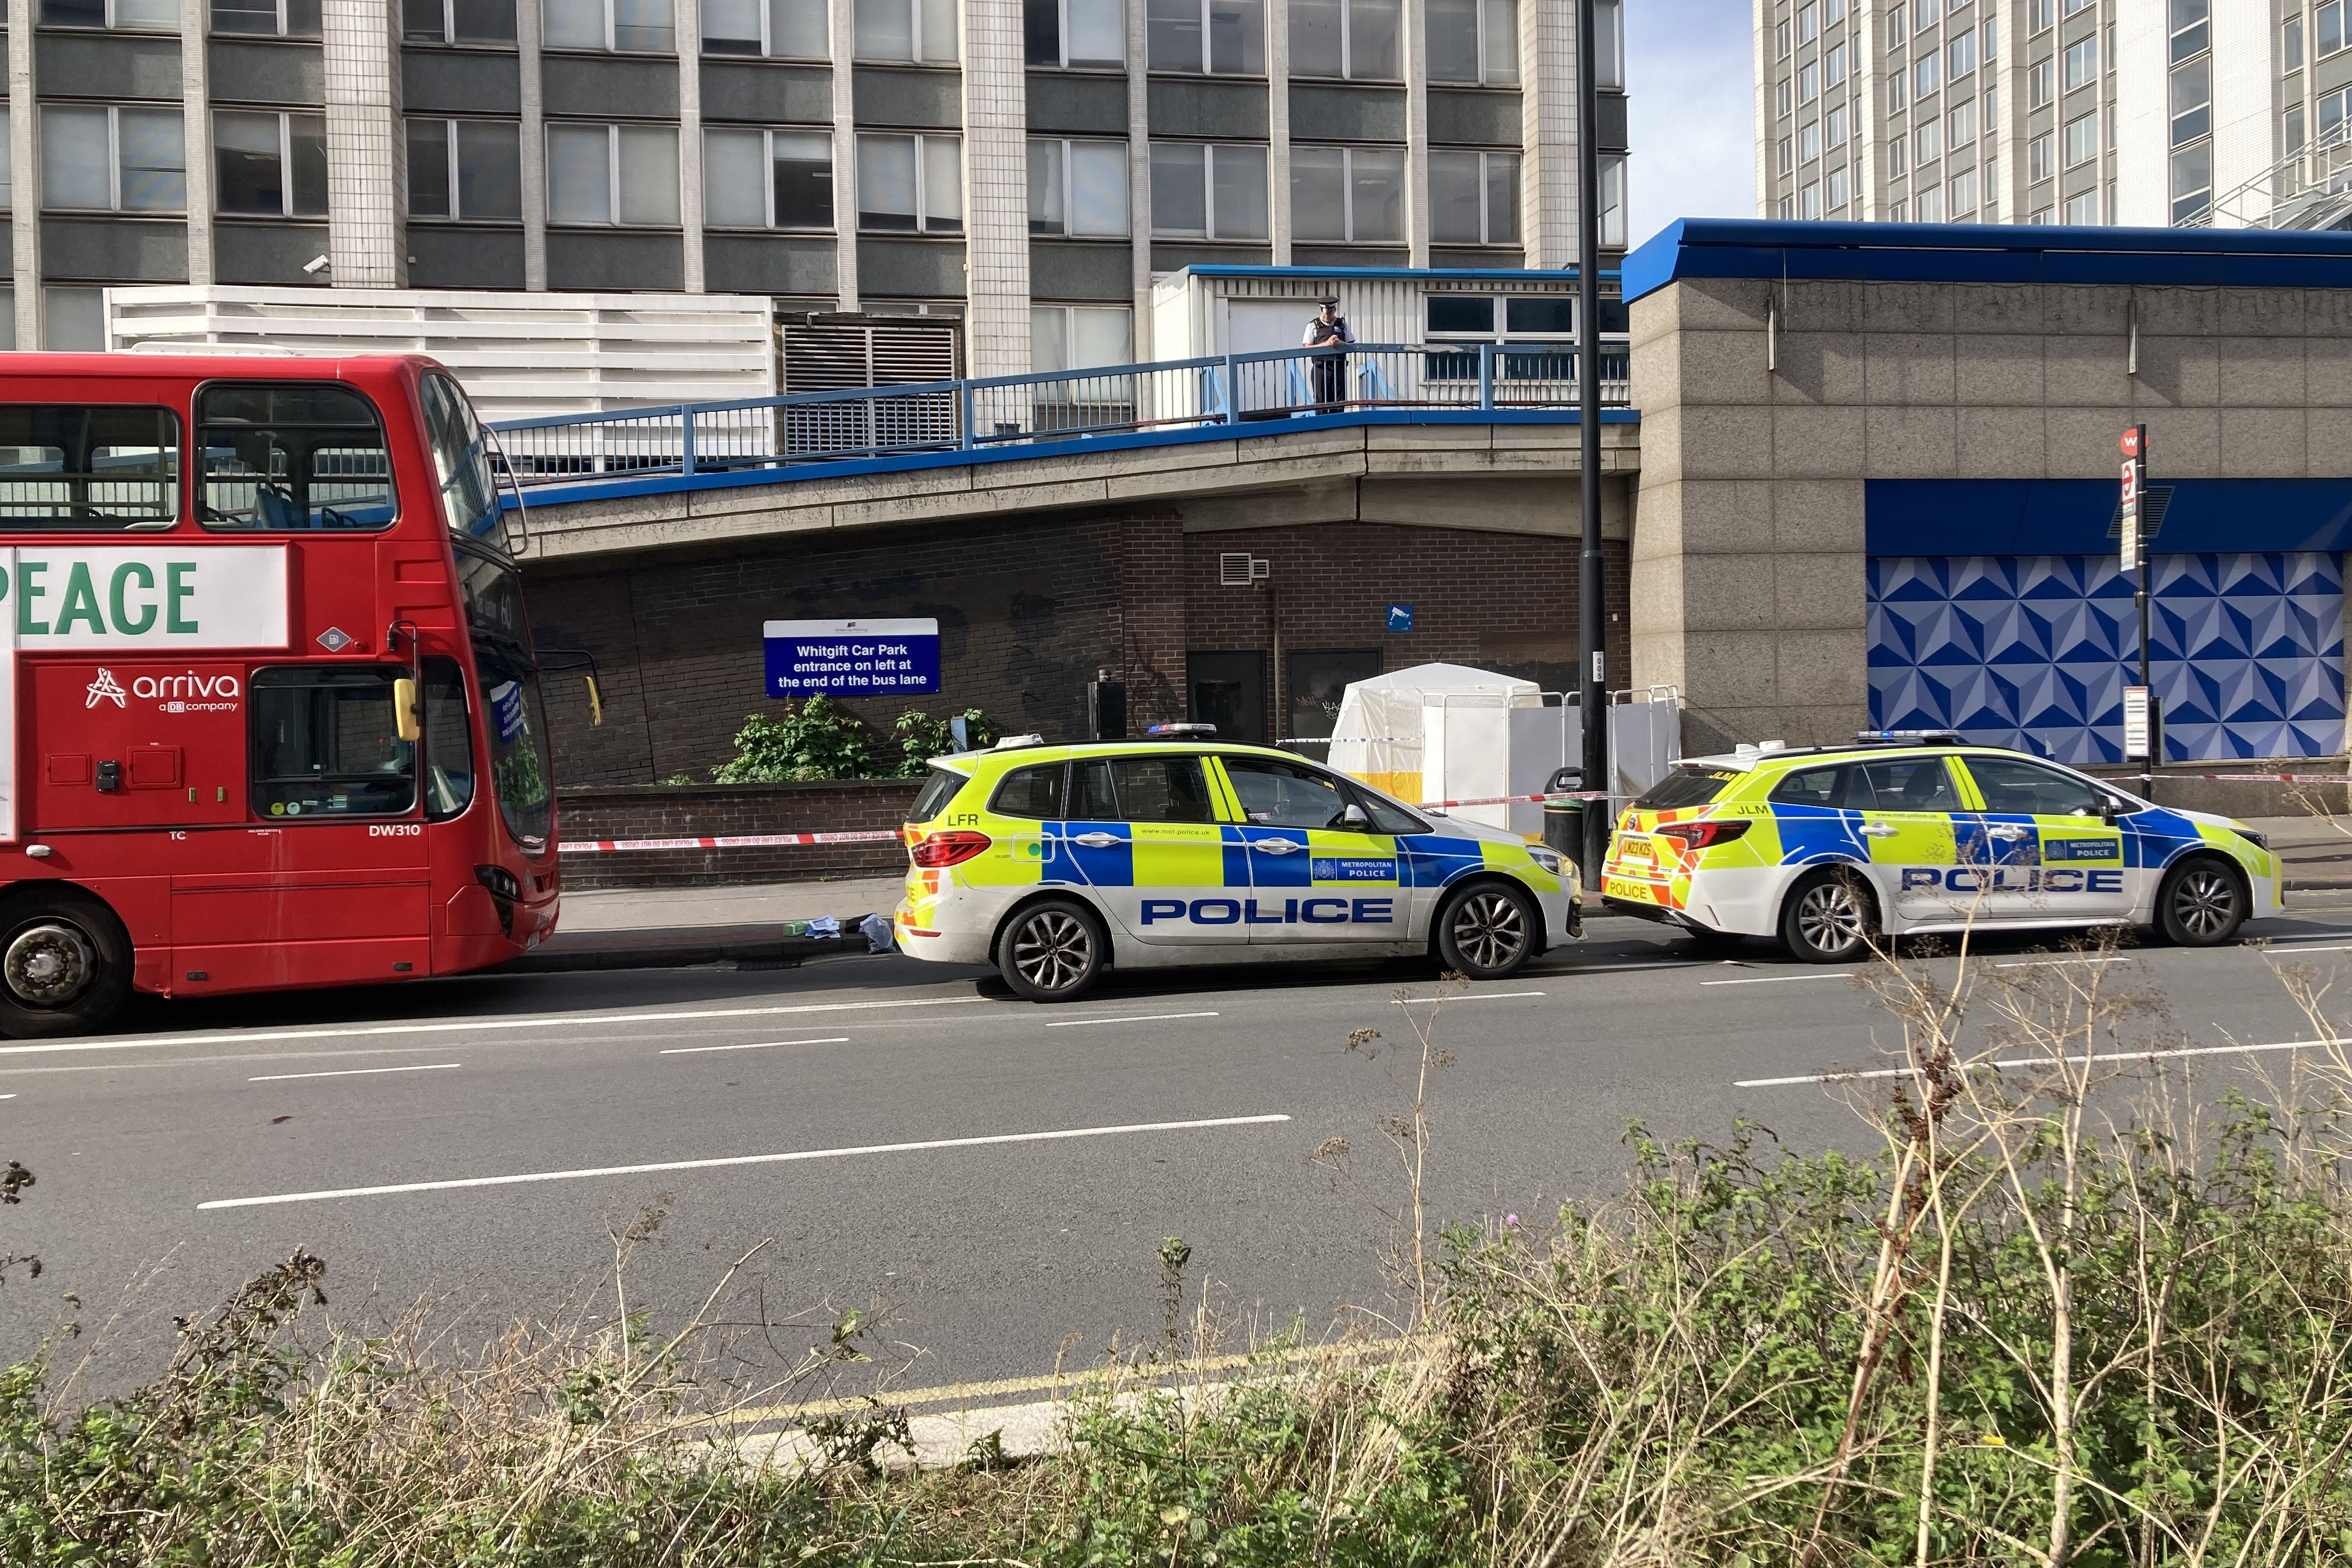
1145, 722, 1219, 739
1852, 729, 1964, 747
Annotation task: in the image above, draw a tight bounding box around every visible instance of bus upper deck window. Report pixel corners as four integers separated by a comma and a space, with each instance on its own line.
0, 406, 179, 530
198, 382, 397, 531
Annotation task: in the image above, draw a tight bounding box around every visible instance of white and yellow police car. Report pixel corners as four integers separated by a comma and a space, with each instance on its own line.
893, 727, 1580, 1000
1602, 730, 2281, 961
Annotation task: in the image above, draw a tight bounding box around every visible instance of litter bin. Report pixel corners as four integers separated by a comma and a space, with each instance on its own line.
1542, 766, 1583, 856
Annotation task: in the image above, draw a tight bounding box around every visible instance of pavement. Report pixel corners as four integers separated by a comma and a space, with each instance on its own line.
18, 873, 2352, 1419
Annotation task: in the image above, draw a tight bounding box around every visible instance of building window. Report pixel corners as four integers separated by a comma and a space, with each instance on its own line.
406, 118, 523, 220
1888, 62, 1905, 111
1915, 0, 1938, 22
547, 122, 681, 225
2031, 204, 2052, 223
2061, 0, 2091, 14
1795, 0, 1816, 44
39, 0, 176, 29
1826, 105, 1846, 147
2028, 55, 2052, 107
1027, 137, 1129, 236
1824, 0, 1843, 20
1888, 135, 1906, 175
855, 0, 957, 61
1982, 157, 1996, 219
1887, 3, 1903, 38
1948, 97, 1975, 149
1292, 0, 1400, 80
211, 0, 318, 34
212, 112, 324, 217
1824, 41, 1845, 86
1147, 0, 1264, 74
1777, 76, 1793, 116
1914, 51, 1938, 96
1915, 183, 1943, 221
2062, 187, 2096, 223
1428, 148, 1518, 243
2170, 57, 2209, 146
1031, 304, 1132, 372
2320, 0, 2344, 59
2027, 130, 2053, 180
1948, 166, 1975, 216
1777, 135, 1793, 174
1947, 30, 1973, 79
543, 0, 673, 49
1799, 178, 1821, 219
1798, 61, 1819, 103
1798, 121, 1820, 163
706, 0, 827, 55
2168, 0, 2205, 62
1023, 0, 1122, 66
1599, 153, 1623, 246
1426, 0, 1516, 85
2063, 108, 2096, 167
1889, 198, 1906, 220
1776, 18, 1790, 57
856, 131, 960, 231
2027, 0, 2050, 32
1590, 0, 1621, 87
40, 106, 185, 214
2286, 103, 2306, 158
705, 127, 832, 228
2170, 141, 2210, 222
1915, 117, 1941, 163
405, 0, 517, 43
1826, 164, 1847, 210
1148, 141, 1266, 236
1982, 16, 1996, 58
2328, 89, 2350, 148
1291, 144, 1404, 242
2062, 34, 2095, 90
1779, 194, 1794, 218
2285, 13, 2304, 69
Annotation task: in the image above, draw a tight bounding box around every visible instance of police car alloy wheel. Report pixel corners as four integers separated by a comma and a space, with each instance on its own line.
1781, 871, 1875, 964
1436, 883, 1538, 980
2157, 858, 2245, 948
998, 897, 1108, 1002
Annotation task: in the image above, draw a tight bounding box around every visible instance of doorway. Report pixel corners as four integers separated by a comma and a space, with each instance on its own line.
1188, 650, 1268, 744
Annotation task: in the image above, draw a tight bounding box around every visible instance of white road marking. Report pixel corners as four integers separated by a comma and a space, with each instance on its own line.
1702, 972, 1857, 986
0, 995, 989, 1058
195, 1112, 1294, 1210
2266, 942, 2352, 953
1388, 991, 1546, 1005
1735, 1036, 2352, 1088
1993, 956, 2129, 969
659, 1037, 850, 1055
250, 1062, 463, 1083
1045, 1012, 1219, 1028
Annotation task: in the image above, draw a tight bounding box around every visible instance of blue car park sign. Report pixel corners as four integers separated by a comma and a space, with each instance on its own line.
1387, 603, 1413, 632
764, 618, 942, 696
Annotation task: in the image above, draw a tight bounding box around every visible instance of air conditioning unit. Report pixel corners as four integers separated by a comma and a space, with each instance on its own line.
1219, 553, 1270, 586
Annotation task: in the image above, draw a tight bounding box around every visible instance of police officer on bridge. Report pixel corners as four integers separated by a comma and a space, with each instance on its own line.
1302, 294, 1354, 412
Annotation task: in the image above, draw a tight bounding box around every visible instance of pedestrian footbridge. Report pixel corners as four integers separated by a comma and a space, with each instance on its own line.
492, 343, 1639, 562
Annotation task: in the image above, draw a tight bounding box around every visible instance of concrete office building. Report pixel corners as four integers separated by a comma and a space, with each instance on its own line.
0, 0, 1630, 365
1755, 0, 2352, 235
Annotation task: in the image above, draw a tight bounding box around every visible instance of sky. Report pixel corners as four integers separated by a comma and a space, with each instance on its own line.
1625, 0, 1759, 249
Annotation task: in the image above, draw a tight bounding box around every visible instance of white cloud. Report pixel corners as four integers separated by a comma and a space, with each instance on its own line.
1625, 0, 1758, 249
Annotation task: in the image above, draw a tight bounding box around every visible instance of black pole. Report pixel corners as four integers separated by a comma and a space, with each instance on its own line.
1575, 0, 1606, 889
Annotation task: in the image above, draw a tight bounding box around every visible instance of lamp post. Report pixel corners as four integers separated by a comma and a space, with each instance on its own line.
1575, 0, 1607, 887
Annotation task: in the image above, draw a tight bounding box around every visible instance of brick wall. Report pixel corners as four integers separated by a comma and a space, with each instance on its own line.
527, 510, 1634, 786
558, 779, 922, 888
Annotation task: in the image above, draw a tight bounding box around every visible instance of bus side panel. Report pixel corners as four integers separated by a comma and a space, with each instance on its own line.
172, 938, 436, 995
3, 874, 176, 996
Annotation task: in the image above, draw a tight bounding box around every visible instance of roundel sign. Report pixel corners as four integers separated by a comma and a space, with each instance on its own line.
2120, 427, 2142, 459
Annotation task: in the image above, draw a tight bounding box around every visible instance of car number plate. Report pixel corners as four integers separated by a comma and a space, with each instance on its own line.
1618, 836, 1654, 863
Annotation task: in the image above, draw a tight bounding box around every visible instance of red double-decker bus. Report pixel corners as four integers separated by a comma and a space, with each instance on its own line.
0, 354, 561, 1037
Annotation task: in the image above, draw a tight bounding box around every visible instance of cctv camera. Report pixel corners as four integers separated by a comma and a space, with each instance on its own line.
302, 254, 331, 275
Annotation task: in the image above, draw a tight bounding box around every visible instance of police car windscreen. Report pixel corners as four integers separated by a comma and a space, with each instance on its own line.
1634, 769, 1740, 812
908, 766, 967, 822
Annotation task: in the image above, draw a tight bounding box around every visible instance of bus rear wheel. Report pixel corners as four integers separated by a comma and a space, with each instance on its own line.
0, 892, 132, 1038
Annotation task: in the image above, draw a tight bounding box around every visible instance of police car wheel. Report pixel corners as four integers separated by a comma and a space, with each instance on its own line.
0, 891, 134, 1038
1780, 871, 1877, 964
1436, 883, 1539, 980
998, 898, 1108, 1003
2157, 857, 2245, 948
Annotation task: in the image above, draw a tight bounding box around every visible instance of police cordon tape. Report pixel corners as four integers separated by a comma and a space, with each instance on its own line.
2194, 772, 2352, 783
556, 792, 1615, 853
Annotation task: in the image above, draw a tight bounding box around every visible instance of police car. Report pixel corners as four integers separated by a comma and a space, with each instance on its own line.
1601, 731, 2280, 961
892, 726, 1580, 1001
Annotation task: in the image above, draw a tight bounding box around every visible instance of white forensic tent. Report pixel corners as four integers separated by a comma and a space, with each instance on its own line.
1325, 664, 1543, 831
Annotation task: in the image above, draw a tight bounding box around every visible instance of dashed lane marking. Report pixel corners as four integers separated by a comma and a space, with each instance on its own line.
660, 1037, 850, 1055
1046, 1012, 1219, 1028
1735, 1036, 2351, 1088
249, 1062, 463, 1082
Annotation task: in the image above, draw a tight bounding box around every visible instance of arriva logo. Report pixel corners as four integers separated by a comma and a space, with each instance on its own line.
132, 673, 241, 701
85, 668, 127, 709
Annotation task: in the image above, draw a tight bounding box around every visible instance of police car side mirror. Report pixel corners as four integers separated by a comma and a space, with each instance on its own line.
1340, 803, 1369, 828
2098, 796, 2124, 823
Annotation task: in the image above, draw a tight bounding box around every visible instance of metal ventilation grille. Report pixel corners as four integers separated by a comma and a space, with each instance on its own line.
1219, 553, 1269, 586
778, 320, 963, 455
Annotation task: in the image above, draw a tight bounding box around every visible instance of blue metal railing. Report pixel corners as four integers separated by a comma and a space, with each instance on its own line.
489, 340, 1632, 490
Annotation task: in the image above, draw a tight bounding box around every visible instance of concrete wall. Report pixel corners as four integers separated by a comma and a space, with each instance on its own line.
1628, 275, 2352, 754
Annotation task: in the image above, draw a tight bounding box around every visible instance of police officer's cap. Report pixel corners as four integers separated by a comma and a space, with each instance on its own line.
1315, 294, 1340, 306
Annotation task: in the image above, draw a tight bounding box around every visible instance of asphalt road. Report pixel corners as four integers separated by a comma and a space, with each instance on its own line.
13, 895, 2352, 1408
